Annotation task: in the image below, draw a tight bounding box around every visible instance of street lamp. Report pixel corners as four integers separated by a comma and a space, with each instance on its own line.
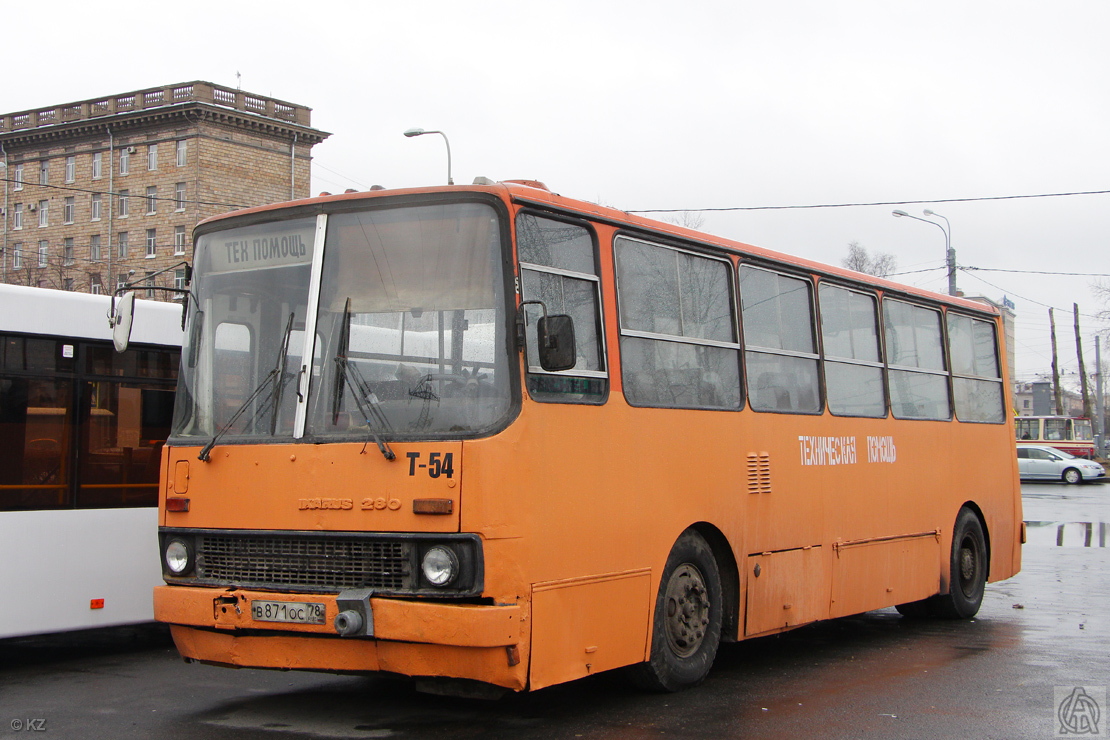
403, 128, 453, 185
892, 209, 958, 296
1096, 335, 1107, 458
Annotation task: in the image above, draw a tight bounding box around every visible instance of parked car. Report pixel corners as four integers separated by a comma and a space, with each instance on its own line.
1016, 445, 1106, 484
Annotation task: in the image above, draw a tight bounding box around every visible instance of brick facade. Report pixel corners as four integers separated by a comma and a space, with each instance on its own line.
0, 81, 329, 298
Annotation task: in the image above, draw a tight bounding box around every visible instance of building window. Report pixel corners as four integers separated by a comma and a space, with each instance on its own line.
64, 238, 75, 266
90, 234, 102, 262
120, 147, 130, 175
63, 197, 75, 224
90, 274, 103, 295
40, 159, 49, 185
147, 144, 158, 171
38, 201, 49, 227
64, 278, 74, 291
174, 225, 187, 255
13, 164, 23, 190
145, 271, 155, 299
92, 151, 103, 179
146, 186, 157, 215
174, 268, 187, 291
146, 228, 157, 257
117, 272, 128, 291
13, 203, 22, 230
38, 240, 48, 268
65, 155, 76, 183
117, 232, 129, 258
118, 189, 129, 218
12, 243, 22, 269
91, 193, 102, 221
176, 139, 187, 167
175, 182, 186, 211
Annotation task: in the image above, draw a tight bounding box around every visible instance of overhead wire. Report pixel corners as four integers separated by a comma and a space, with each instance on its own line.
628, 187, 1110, 213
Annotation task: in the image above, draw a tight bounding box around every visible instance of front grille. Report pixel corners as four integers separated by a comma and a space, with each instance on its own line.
195, 533, 412, 592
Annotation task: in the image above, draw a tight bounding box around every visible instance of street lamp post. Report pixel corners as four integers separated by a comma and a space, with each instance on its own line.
892, 209, 958, 296
403, 128, 454, 185
1096, 336, 1106, 459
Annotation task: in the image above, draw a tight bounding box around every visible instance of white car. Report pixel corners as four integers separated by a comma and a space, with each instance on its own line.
1016, 445, 1106, 484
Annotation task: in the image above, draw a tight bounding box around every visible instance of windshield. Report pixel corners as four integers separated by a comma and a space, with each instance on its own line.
172, 218, 316, 441
307, 202, 512, 438
171, 200, 514, 445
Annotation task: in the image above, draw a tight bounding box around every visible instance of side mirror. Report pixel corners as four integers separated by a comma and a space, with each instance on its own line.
537, 314, 576, 372
112, 292, 136, 352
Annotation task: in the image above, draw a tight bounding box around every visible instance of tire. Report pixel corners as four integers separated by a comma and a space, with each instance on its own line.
930, 508, 988, 619
627, 530, 723, 692
894, 599, 931, 618
1062, 468, 1082, 485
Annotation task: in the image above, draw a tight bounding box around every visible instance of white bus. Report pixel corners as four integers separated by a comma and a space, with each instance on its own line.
0, 284, 182, 638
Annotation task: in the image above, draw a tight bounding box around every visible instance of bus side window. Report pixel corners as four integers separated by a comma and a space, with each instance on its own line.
819, 284, 885, 418
740, 266, 820, 414
518, 213, 607, 404
883, 299, 950, 421
947, 313, 1004, 423
616, 237, 741, 410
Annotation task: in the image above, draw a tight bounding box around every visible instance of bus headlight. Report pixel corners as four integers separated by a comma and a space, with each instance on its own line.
164, 538, 192, 575
421, 546, 459, 587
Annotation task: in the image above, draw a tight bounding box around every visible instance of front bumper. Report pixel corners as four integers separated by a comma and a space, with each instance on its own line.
155, 585, 525, 688
154, 585, 520, 646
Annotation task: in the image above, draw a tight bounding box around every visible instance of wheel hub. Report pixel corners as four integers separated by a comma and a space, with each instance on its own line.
664, 564, 710, 658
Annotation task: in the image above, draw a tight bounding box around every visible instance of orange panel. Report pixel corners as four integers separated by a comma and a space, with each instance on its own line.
529, 569, 651, 690
163, 442, 462, 533
829, 534, 941, 618
745, 547, 829, 636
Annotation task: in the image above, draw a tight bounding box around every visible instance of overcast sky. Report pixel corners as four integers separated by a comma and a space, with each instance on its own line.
8, 0, 1109, 386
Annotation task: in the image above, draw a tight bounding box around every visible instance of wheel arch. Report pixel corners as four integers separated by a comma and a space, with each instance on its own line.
688, 522, 740, 642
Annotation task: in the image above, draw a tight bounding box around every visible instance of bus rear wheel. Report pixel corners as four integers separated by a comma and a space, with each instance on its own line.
628, 530, 723, 692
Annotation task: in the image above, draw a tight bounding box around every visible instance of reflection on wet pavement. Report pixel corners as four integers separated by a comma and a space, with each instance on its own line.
1025, 520, 1110, 547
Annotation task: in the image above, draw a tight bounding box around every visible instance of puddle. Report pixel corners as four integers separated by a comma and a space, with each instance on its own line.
1024, 520, 1110, 547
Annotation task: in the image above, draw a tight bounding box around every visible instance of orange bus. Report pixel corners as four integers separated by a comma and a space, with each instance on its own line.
140, 179, 1022, 695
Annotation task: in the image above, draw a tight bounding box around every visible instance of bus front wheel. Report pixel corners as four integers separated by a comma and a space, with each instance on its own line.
629, 530, 723, 692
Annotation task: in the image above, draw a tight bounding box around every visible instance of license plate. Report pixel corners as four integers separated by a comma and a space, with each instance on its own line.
251, 600, 326, 625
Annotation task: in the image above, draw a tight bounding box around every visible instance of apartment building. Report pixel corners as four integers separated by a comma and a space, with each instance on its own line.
0, 81, 329, 297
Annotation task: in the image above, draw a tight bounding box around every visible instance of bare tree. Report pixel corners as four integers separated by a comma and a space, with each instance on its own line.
842, 242, 897, 278
1093, 280, 1110, 323
664, 211, 706, 231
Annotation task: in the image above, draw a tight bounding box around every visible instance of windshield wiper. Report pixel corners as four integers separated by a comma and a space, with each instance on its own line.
332, 298, 396, 461
198, 313, 297, 462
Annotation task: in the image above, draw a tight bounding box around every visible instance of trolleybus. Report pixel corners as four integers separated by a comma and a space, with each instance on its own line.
142, 179, 1023, 693
1015, 415, 1095, 458
0, 284, 181, 638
